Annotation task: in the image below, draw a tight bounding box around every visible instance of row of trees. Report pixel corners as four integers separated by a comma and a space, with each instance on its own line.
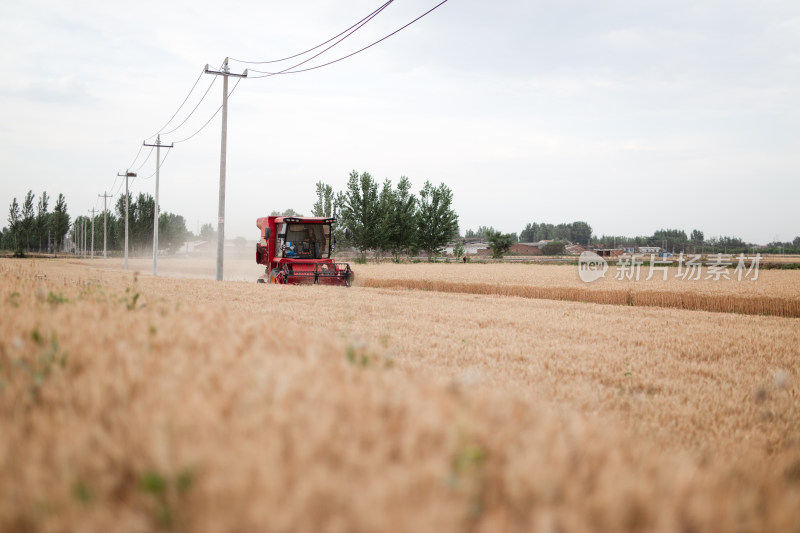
464, 221, 593, 248
519, 221, 593, 246
311, 171, 459, 258
2, 189, 190, 256
71, 193, 190, 255
591, 229, 800, 254
2, 191, 70, 255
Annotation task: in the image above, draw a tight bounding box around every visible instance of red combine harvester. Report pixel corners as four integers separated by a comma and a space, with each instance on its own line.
255, 215, 354, 286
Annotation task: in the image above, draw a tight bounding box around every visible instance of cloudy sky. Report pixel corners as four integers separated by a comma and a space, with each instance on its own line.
1, 0, 798, 244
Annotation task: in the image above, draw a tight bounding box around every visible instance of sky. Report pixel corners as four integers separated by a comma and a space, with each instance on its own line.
1, 0, 798, 244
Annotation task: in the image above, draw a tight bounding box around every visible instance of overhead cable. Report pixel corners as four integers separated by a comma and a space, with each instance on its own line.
229, 0, 393, 65
249, 0, 449, 78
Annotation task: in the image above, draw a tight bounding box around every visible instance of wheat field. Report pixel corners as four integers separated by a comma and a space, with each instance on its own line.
2, 258, 799, 532
353, 263, 800, 317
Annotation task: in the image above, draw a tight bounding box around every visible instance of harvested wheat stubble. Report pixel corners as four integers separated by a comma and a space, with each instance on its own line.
1, 259, 799, 533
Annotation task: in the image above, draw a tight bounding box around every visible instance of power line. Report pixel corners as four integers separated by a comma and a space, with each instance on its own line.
160, 76, 218, 136
248, 0, 394, 77
229, 0, 394, 65
126, 144, 144, 171
144, 66, 207, 141
125, 61, 225, 172
132, 148, 172, 184
132, 145, 155, 174
249, 0, 449, 78
173, 77, 243, 144
109, 175, 120, 197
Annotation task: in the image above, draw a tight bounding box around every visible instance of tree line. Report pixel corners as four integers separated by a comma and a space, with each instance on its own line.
310, 171, 459, 259
2, 190, 190, 256
464, 221, 593, 246
71, 193, 190, 255
2, 191, 70, 255
597, 229, 800, 254
468, 220, 800, 257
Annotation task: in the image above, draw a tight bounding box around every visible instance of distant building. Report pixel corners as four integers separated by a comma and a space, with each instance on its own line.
593, 249, 624, 258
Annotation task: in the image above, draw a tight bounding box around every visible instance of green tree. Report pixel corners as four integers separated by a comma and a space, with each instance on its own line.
570, 221, 593, 246
389, 176, 417, 258
374, 179, 395, 259
487, 230, 513, 259
649, 229, 688, 253
133, 193, 155, 255
7, 198, 22, 255
336, 170, 380, 256
519, 222, 539, 242
541, 240, 566, 255
21, 190, 35, 251
311, 181, 335, 217
159, 212, 189, 253
270, 208, 304, 217
199, 223, 217, 242
115, 192, 134, 251
416, 181, 459, 259
475, 225, 496, 239
51, 194, 70, 253
35, 191, 49, 252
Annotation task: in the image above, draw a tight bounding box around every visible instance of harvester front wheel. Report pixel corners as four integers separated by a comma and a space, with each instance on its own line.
268, 268, 282, 284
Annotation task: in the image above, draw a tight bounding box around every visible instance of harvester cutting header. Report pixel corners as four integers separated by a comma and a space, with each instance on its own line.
255, 215, 354, 286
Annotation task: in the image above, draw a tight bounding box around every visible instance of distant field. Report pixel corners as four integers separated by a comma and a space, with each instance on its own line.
2, 258, 799, 532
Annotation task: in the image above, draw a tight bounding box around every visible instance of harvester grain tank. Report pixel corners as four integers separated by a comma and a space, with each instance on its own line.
255, 215, 354, 286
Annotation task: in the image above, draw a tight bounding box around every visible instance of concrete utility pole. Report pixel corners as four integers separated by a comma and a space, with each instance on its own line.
143, 135, 173, 275
99, 191, 113, 260
205, 58, 247, 281
117, 170, 137, 270
88, 208, 97, 260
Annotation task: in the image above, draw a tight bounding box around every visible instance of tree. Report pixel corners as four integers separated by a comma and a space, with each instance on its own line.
199, 223, 217, 242
336, 170, 380, 255
311, 181, 335, 217
794, 236, 800, 248
7, 198, 21, 255
571, 221, 592, 246
270, 208, 304, 217
159, 212, 189, 253
649, 229, 688, 253
487, 229, 513, 259
541, 240, 566, 255
115, 192, 134, 252
416, 181, 459, 259
133, 193, 155, 255
389, 176, 417, 258
35, 191, 49, 252
519, 223, 535, 242
52, 194, 70, 253
373, 179, 396, 258
21, 190, 35, 251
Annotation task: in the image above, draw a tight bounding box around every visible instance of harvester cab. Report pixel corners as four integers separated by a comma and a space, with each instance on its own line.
255, 215, 354, 286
